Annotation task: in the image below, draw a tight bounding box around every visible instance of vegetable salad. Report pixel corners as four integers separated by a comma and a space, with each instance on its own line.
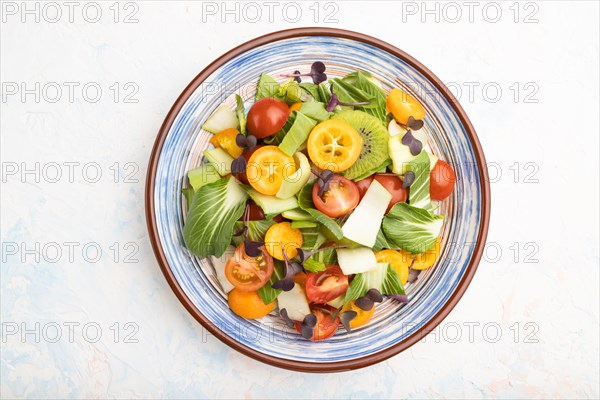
182, 63, 456, 340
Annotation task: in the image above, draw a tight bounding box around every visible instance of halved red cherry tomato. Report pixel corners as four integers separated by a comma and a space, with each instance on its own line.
247, 97, 289, 138
312, 175, 360, 218
225, 242, 274, 291
294, 307, 340, 341
305, 265, 349, 304
430, 160, 456, 201
356, 174, 408, 213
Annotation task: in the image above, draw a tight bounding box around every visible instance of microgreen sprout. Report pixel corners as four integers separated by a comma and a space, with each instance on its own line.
326, 92, 372, 112
401, 130, 423, 156
235, 133, 257, 150
281, 62, 327, 84
407, 116, 424, 131
296, 243, 349, 264
366, 288, 383, 302
407, 270, 420, 284
279, 308, 295, 328
233, 204, 250, 237
407, 261, 421, 284
387, 294, 409, 303
292, 70, 302, 83
271, 244, 303, 291
231, 157, 246, 175
300, 313, 318, 339
340, 310, 357, 333
354, 288, 383, 311
402, 171, 415, 189
233, 204, 263, 257
231, 134, 257, 175
233, 225, 248, 237
311, 168, 334, 197
244, 238, 264, 257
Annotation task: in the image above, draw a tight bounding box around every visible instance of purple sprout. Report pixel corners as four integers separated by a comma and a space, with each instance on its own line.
387, 294, 409, 303
231, 134, 257, 175
271, 244, 303, 292
406, 116, 424, 131
407, 267, 421, 284
339, 310, 357, 333
354, 288, 384, 311
232, 204, 263, 257
326, 92, 372, 112
312, 169, 334, 197
296, 243, 349, 264
279, 308, 295, 328
402, 171, 416, 189
300, 313, 318, 339
281, 62, 328, 84
243, 237, 264, 257
401, 130, 423, 156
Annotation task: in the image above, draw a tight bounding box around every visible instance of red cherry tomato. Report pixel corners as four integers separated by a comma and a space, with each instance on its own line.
305, 265, 349, 304
430, 160, 456, 201
356, 174, 408, 213
224, 242, 274, 292
246, 201, 265, 220
241, 200, 283, 222
246, 98, 289, 138
355, 175, 374, 198
312, 175, 360, 218
294, 307, 340, 341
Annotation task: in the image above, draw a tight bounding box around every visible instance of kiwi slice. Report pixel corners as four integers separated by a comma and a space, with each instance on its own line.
331, 110, 389, 180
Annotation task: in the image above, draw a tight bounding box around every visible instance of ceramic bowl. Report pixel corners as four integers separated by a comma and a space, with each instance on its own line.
145, 28, 490, 372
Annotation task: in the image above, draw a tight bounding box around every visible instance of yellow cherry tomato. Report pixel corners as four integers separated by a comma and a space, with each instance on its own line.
264, 222, 303, 260
386, 88, 426, 125
289, 102, 303, 113
228, 289, 275, 319
411, 238, 442, 270
210, 128, 243, 158
341, 301, 375, 329
307, 120, 363, 172
375, 249, 410, 286
247, 146, 296, 195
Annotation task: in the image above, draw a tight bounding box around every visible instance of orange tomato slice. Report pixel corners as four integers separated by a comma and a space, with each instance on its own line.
264, 222, 303, 260
225, 243, 274, 291
228, 289, 275, 319
210, 128, 243, 158
386, 88, 426, 125
246, 146, 296, 195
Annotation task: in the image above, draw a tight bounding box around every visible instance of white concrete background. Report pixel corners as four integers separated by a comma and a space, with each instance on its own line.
1, 1, 598, 399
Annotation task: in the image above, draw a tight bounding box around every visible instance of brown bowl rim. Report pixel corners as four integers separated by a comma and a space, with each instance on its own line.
145, 27, 491, 373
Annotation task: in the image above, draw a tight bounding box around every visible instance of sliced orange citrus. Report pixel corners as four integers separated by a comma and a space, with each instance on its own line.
307, 120, 362, 172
